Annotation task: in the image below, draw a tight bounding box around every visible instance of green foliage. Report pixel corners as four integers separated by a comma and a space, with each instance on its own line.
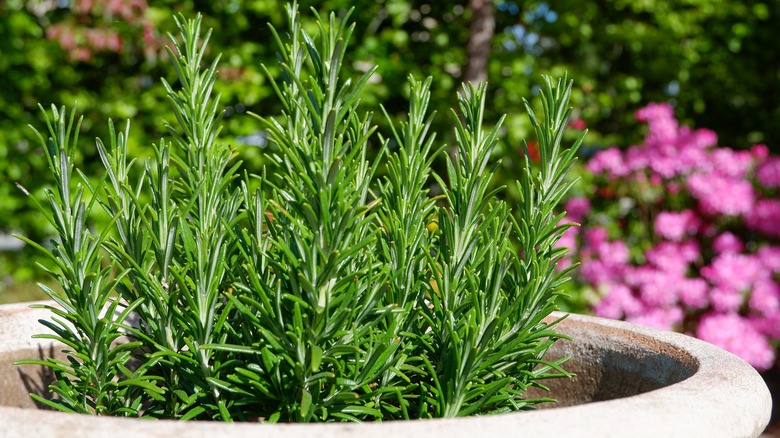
16, 4, 582, 422
14, 106, 163, 415
495, 0, 780, 149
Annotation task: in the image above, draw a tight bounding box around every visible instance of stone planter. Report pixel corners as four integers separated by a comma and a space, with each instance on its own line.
0, 301, 771, 437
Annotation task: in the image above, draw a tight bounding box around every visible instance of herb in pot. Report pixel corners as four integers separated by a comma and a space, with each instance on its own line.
16, 1, 584, 422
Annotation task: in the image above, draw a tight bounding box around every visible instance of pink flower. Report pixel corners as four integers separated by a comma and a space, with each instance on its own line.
645, 241, 699, 274
679, 278, 709, 309
583, 227, 609, 248
587, 103, 724, 181
555, 226, 578, 271
679, 240, 703, 263
758, 246, 780, 272
690, 128, 718, 150
701, 253, 765, 293
745, 199, 780, 238
757, 156, 780, 189
595, 240, 630, 267
696, 313, 775, 371
635, 102, 675, 123
637, 270, 681, 307
645, 152, 680, 178
623, 265, 655, 288
588, 147, 629, 178
556, 257, 575, 272
686, 172, 755, 216
557, 257, 573, 271
748, 279, 780, 316
635, 103, 678, 143
626, 306, 684, 331
712, 232, 743, 254
581, 260, 621, 285
654, 210, 700, 241
709, 148, 754, 179
622, 147, 647, 173
752, 313, 780, 339
752, 144, 769, 160
594, 284, 642, 319
710, 287, 743, 312
564, 197, 591, 223
569, 118, 587, 130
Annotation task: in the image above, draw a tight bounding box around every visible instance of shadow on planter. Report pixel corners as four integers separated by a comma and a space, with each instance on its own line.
15, 345, 58, 410
761, 367, 780, 436
526, 319, 698, 407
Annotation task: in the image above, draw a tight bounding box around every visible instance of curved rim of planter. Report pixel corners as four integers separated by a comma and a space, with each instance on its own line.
0, 301, 771, 437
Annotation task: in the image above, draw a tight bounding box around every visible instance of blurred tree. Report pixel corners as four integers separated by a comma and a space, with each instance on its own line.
497, 0, 780, 149
465, 0, 495, 84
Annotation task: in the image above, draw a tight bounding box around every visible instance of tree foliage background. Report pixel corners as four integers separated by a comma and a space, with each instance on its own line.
1, 0, 777, 289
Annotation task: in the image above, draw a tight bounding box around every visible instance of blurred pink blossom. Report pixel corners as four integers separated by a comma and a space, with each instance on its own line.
752, 313, 780, 339
749, 279, 780, 316
757, 156, 780, 188
679, 278, 709, 309
752, 144, 769, 160
596, 240, 630, 267
712, 232, 744, 254
654, 210, 700, 241
594, 284, 642, 319
745, 200, 780, 238
686, 172, 755, 216
708, 148, 754, 178
581, 259, 620, 285
587, 147, 628, 178
569, 118, 587, 130
635, 103, 678, 142
555, 225, 578, 271
709, 287, 743, 313
583, 227, 609, 248
701, 253, 765, 293
635, 102, 676, 123
696, 313, 775, 371
645, 241, 699, 274
564, 197, 591, 222
626, 306, 684, 331
637, 270, 681, 307
690, 128, 718, 150
758, 246, 780, 272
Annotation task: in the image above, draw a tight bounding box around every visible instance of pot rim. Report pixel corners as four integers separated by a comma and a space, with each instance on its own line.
0, 301, 771, 437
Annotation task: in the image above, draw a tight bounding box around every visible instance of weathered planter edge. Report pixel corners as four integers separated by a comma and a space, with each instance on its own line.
0, 301, 771, 438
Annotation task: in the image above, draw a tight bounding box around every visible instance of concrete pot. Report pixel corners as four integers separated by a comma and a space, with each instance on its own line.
0, 301, 771, 437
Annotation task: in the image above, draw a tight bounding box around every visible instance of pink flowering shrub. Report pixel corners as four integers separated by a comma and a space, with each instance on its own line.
561, 102, 780, 371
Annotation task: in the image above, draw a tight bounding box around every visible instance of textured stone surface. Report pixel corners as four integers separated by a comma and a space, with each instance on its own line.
0, 302, 771, 437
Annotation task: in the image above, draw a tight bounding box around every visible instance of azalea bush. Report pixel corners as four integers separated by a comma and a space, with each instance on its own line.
17, 3, 583, 421
560, 102, 780, 371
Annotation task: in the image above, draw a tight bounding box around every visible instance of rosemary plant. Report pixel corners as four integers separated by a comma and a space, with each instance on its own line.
17, 2, 584, 422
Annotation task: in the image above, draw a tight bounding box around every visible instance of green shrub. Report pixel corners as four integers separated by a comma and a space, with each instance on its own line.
16, 3, 583, 421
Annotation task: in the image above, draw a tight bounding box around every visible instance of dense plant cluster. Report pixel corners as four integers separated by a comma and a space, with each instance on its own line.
560, 102, 780, 370
18, 5, 582, 422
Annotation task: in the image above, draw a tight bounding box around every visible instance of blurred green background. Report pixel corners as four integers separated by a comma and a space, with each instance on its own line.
1, 0, 777, 303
